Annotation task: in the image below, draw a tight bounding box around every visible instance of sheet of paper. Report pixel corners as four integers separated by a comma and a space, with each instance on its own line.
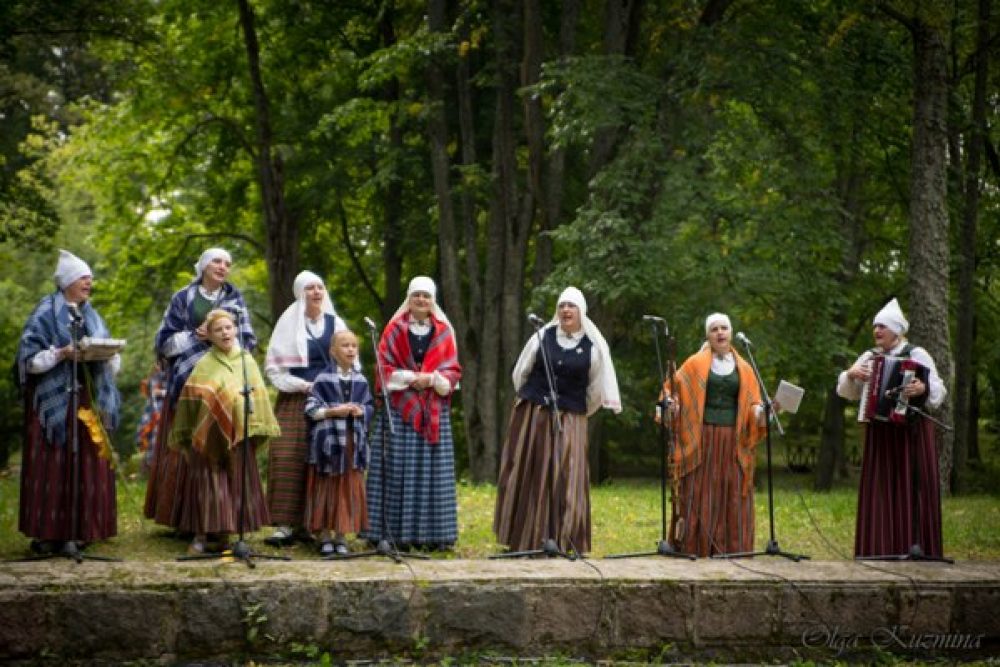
774, 380, 804, 414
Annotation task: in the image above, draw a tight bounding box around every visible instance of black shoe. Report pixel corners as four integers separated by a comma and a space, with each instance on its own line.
29, 540, 58, 555
264, 527, 296, 547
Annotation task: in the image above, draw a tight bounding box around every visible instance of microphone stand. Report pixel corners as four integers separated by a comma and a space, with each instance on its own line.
332, 319, 426, 562
607, 318, 695, 560
492, 317, 576, 560
27, 304, 119, 563
857, 388, 953, 563
717, 336, 807, 562
180, 319, 288, 568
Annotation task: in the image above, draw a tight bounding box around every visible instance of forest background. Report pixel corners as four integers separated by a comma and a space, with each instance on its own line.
1, 0, 998, 496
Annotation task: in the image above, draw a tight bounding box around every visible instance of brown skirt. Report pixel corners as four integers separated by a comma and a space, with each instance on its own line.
172, 439, 270, 536
493, 399, 591, 553
855, 418, 942, 558
143, 404, 186, 527
302, 432, 368, 535
670, 423, 754, 557
266, 392, 310, 526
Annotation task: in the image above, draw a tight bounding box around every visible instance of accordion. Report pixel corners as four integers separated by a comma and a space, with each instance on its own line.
857, 354, 929, 424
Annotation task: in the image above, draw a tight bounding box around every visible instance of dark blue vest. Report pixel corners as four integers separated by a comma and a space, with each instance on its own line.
518, 327, 592, 414
290, 313, 335, 383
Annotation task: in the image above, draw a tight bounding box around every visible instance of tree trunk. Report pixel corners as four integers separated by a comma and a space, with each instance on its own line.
236, 0, 298, 318
951, 0, 989, 494
905, 18, 954, 490
380, 7, 403, 323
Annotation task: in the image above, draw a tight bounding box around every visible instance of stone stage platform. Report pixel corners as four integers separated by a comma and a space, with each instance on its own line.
1, 557, 997, 664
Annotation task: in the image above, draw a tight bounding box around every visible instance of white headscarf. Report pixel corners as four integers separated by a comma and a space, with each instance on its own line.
54, 249, 92, 290
873, 297, 908, 336
548, 286, 621, 414
391, 275, 456, 343
265, 270, 343, 371
704, 312, 731, 335
193, 247, 232, 278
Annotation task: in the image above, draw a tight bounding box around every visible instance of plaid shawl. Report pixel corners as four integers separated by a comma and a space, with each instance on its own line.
15, 291, 121, 448
377, 311, 461, 444
154, 280, 255, 409
168, 345, 279, 463
304, 368, 374, 474
667, 347, 765, 496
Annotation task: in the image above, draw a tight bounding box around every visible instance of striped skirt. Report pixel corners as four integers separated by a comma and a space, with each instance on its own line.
266, 392, 309, 526
19, 399, 116, 543
172, 439, 270, 536
303, 431, 369, 534
855, 418, 942, 558
494, 399, 591, 553
363, 406, 457, 547
670, 424, 754, 557
143, 404, 186, 527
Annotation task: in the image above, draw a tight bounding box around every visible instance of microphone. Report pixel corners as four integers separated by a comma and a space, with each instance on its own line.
642, 314, 668, 334
66, 303, 83, 321
735, 331, 753, 346
527, 313, 546, 328
363, 316, 377, 331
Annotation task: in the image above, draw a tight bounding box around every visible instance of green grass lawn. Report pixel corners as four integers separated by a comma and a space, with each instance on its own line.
2, 457, 998, 561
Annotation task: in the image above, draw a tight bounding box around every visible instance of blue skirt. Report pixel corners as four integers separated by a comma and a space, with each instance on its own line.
363, 405, 458, 547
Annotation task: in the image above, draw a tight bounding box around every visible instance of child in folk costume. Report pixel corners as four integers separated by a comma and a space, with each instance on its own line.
304, 330, 373, 556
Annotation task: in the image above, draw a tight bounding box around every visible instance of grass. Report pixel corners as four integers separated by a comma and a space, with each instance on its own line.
1, 453, 998, 561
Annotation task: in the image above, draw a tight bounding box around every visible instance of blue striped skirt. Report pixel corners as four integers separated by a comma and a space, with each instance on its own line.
363, 405, 458, 547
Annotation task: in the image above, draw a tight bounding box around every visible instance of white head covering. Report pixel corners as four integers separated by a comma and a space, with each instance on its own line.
391, 275, 455, 338
873, 297, 908, 336
548, 286, 621, 415
265, 270, 343, 371
704, 312, 731, 336
54, 249, 92, 290
193, 247, 232, 278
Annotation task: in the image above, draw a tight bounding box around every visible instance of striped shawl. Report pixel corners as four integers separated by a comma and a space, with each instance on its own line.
377, 312, 461, 444
667, 347, 764, 496
304, 368, 374, 474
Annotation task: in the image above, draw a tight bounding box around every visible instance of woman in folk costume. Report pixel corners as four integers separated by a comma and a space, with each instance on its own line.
144, 248, 256, 528
494, 287, 621, 554
15, 250, 122, 555
364, 276, 462, 550
665, 313, 771, 557
304, 329, 374, 555
263, 270, 348, 547
837, 298, 946, 558
167, 309, 279, 555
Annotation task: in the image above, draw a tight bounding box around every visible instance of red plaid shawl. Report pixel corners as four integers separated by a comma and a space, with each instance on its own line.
378, 312, 461, 444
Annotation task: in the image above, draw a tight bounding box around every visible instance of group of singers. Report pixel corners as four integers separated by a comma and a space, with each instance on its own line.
15, 248, 947, 560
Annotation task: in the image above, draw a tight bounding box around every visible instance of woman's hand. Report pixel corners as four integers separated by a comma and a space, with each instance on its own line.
59, 344, 81, 362
847, 360, 871, 382
410, 372, 433, 390
903, 378, 926, 398
194, 323, 209, 341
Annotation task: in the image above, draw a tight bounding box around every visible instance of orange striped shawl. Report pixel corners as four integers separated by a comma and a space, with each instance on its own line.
663, 347, 765, 496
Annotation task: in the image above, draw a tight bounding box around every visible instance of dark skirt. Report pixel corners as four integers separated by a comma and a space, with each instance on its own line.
363, 406, 457, 547
266, 392, 310, 526
172, 439, 270, 536
669, 424, 754, 557
143, 404, 186, 527
303, 431, 368, 534
19, 396, 116, 543
493, 399, 591, 553
855, 417, 943, 558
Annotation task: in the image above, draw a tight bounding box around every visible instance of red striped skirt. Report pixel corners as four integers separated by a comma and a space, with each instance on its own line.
143, 404, 186, 527
855, 418, 942, 558
19, 398, 116, 543
172, 439, 270, 535
494, 399, 591, 553
266, 392, 310, 526
670, 424, 754, 557
303, 432, 368, 534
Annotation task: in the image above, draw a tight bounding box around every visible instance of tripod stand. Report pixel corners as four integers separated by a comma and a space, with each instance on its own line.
717, 335, 807, 562
857, 395, 952, 564
608, 316, 695, 561
179, 332, 288, 568
492, 316, 577, 561
23, 302, 119, 564
330, 318, 427, 563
